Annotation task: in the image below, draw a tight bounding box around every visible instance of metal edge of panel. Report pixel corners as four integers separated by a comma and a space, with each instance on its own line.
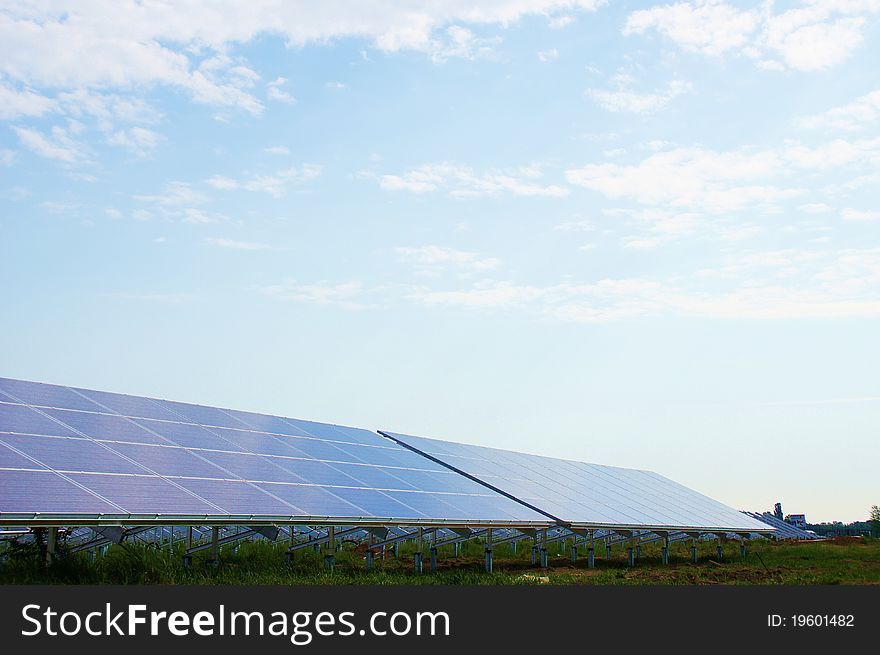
377, 430, 567, 525
566, 522, 776, 535
0, 513, 554, 529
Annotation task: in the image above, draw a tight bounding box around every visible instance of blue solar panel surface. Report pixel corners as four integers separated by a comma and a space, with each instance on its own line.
0, 378, 548, 524
381, 431, 770, 532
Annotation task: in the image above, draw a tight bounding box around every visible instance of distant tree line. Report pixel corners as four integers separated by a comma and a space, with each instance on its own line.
809, 506, 879, 537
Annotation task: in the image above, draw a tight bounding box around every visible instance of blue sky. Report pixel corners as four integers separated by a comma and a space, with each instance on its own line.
1, 1, 878, 523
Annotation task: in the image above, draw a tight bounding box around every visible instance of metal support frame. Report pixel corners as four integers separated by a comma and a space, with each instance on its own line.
45, 527, 57, 567
485, 528, 493, 573
540, 529, 548, 568
662, 534, 669, 565
691, 538, 698, 564
208, 526, 219, 566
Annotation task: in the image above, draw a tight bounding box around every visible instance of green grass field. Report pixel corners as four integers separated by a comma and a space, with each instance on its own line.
1, 535, 878, 585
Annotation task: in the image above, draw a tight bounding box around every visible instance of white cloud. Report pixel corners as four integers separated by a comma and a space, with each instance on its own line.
135, 181, 207, 207
796, 89, 880, 131
537, 48, 559, 61
205, 164, 322, 197
798, 202, 833, 213
111, 292, 192, 303
0, 0, 607, 122
622, 237, 661, 250
267, 77, 297, 104
0, 83, 55, 119
395, 245, 501, 272
554, 219, 595, 232
624, 1, 880, 72
841, 208, 880, 221
261, 280, 366, 309
376, 162, 569, 197
13, 125, 86, 163
0, 149, 13, 166
587, 79, 691, 114
106, 126, 162, 156
399, 246, 880, 321
565, 145, 801, 212
624, 1, 760, 57
204, 237, 278, 250
264, 146, 290, 155
565, 138, 880, 213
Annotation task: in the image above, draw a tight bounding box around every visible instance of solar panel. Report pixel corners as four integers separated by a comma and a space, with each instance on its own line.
380, 431, 770, 533
0, 378, 548, 526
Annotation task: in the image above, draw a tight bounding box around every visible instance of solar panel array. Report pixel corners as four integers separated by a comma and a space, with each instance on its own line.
0, 377, 771, 534
742, 512, 819, 539
0, 378, 548, 525
381, 431, 769, 533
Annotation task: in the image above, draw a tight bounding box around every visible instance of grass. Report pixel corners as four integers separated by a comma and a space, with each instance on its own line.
1, 535, 878, 585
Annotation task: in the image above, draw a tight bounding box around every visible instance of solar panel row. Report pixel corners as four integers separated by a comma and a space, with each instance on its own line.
0, 378, 548, 526
0, 377, 770, 533
380, 431, 768, 532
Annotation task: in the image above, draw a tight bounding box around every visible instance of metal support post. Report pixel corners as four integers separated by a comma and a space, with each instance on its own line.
691, 539, 698, 564
208, 526, 219, 566
46, 527, 58, 567
717, 541, 723, 561
325, 527, 336, 570
740, 539, 747, 559
413, 551, 423, 573
485, 528, 493, 573
430, 546, 438, 572
627, 544, 635, 567
453, 542, 460, 557
662, 534, 669, 565
392, 542, 399, 557
636, 544, 641, 561
540, 529, 548, 568
365, 549, 373, 571
605, 539, 612, 561
571, 542, 578, 563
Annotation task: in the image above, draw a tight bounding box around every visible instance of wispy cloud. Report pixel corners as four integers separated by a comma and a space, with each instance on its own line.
373, 163, 569, 198
14, 125, 87, 163
623, 1, 879, 72
587, 78, 691, 115
206, 164, 322, 197
260, 280, 366, 309
267, 77, 297, 104
797, 88, 880, 131
264, 145, 290, 155
204, 237, 279, 251
106, 126, 163, 156
261, 246, 880, 322
395, 245, 501, 273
